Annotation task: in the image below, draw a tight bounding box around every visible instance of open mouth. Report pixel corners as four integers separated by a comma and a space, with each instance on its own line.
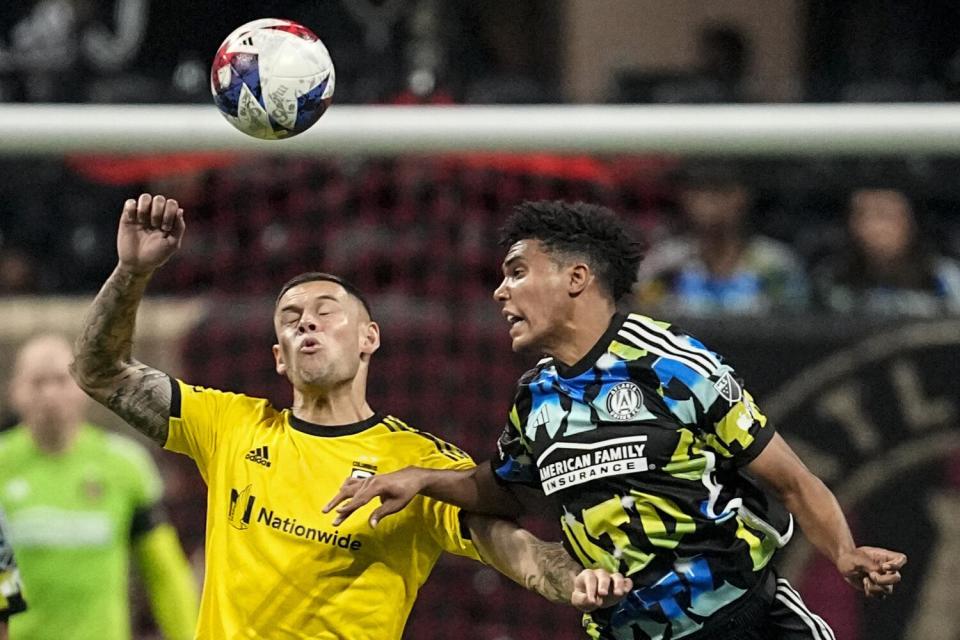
504, 312, 526, 332
300, 338, 320, 352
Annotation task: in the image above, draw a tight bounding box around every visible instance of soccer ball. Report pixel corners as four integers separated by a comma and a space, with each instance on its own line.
211, 18, 335, 140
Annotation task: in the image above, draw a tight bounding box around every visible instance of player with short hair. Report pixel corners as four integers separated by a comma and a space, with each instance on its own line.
0, 506, 27, 640
0, 334, 197, 640
71, 194, 630, 639
327, 200, 907, 639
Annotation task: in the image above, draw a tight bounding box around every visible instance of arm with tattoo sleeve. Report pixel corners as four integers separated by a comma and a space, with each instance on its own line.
70, 194, 186, 447
465, 515, 632, 610
466, 514, 577, 604
71, 265, 172, 445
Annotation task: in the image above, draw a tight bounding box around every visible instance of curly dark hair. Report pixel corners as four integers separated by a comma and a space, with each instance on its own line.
498, 201, 645, 301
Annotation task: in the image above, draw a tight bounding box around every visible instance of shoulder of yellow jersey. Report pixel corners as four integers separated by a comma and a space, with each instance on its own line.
377, 415, 474, 470
177, 379, 282, 424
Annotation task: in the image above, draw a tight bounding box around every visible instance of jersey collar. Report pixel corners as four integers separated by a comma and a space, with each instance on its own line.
288, 412, 385, 437
554, 312, 626, 379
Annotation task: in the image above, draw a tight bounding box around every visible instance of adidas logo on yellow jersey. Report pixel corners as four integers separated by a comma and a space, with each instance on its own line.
245, 446, 271, 467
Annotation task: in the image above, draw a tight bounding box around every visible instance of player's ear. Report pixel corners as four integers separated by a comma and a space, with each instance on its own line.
360, 321, 380, 357
272, 344, 287, 376
568, 262, 591, 296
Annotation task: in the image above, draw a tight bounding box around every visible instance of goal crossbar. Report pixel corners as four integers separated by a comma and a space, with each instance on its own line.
4, 103, 960, 155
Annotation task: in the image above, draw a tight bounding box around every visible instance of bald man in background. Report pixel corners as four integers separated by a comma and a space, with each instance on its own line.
0, 334, 198, 640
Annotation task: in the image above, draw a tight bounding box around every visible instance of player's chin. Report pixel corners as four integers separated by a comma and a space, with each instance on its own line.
509, 332, 539, 354
297, 366, 334, 387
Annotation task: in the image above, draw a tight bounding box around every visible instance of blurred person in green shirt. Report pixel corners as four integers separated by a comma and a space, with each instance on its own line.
0, 334, 198, 640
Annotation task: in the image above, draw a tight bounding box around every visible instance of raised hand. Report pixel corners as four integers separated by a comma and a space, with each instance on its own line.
837, 546, 907, 598
571, 569, 633, 612
117, 193, 186, 275
71, 194, 186, 447
322, 468, 427, 528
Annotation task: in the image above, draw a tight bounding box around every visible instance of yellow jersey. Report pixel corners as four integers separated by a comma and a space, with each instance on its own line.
165, 379, 480, 639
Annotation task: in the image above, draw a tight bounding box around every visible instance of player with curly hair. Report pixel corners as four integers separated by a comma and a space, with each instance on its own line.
328, 199, 907, 640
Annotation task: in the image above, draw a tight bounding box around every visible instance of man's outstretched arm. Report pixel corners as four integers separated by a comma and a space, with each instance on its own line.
465, 514, 631, 611
747, 433, 907, 597
71, 194, 185, 446
324, 462, 521, 527
134, 524, 199, 639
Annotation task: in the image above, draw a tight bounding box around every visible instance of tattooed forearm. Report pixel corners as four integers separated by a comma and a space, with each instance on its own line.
465, 515, 578, 605
524, 540, 581, 604
71, 265, 171, 446
73, 266, 150, 380
524, 539, 579, 604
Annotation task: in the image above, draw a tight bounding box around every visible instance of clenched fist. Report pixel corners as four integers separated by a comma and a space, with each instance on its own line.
117, 193, 186, 275
571, 569, 633, 612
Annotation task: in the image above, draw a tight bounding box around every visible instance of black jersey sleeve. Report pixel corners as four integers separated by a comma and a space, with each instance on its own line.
696, 367, 776, 465
492, 375, 541, 489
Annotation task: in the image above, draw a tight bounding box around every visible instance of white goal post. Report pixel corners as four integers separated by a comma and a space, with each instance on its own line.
2, 103, 960, 155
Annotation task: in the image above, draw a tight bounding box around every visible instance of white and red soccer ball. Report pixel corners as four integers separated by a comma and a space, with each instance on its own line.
211, 18, 335, 140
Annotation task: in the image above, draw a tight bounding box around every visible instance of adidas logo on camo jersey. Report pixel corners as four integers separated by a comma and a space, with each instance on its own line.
245, 446, 272, 467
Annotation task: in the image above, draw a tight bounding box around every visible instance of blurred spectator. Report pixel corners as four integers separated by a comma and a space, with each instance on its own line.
636, 162, 809, 315
673, 22, 753, 103
0, 334, 198, 640
615, 22, 754, 104
0, 0, 149, 103
805, 0, 958, 102
812, 187, 960, 316
455, 0, 558, 104
0, 249, 36, 295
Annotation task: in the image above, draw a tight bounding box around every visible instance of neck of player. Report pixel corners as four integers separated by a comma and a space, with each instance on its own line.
544, 300, 617, 368
291, 380, 375, 427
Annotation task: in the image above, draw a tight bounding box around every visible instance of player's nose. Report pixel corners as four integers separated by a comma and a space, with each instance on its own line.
493, 279, 509, 301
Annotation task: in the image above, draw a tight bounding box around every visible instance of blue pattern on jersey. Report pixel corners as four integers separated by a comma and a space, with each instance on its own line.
611, 556, 714, 625
494, 457, 537, 485
684, 335, 716, 356
652, 356, 701, 390
527, 366, 599, 439
653, 357, 723, 425
527, 388, 565, 440
546, 367, 584, 401
697, 498, 738, 523
598, 358, 632, 388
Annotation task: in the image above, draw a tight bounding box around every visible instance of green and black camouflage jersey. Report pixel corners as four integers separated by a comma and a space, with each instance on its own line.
493, 312, 792, 640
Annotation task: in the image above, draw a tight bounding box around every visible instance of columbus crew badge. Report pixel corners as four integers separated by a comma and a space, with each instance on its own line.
350, 461, 378, 479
